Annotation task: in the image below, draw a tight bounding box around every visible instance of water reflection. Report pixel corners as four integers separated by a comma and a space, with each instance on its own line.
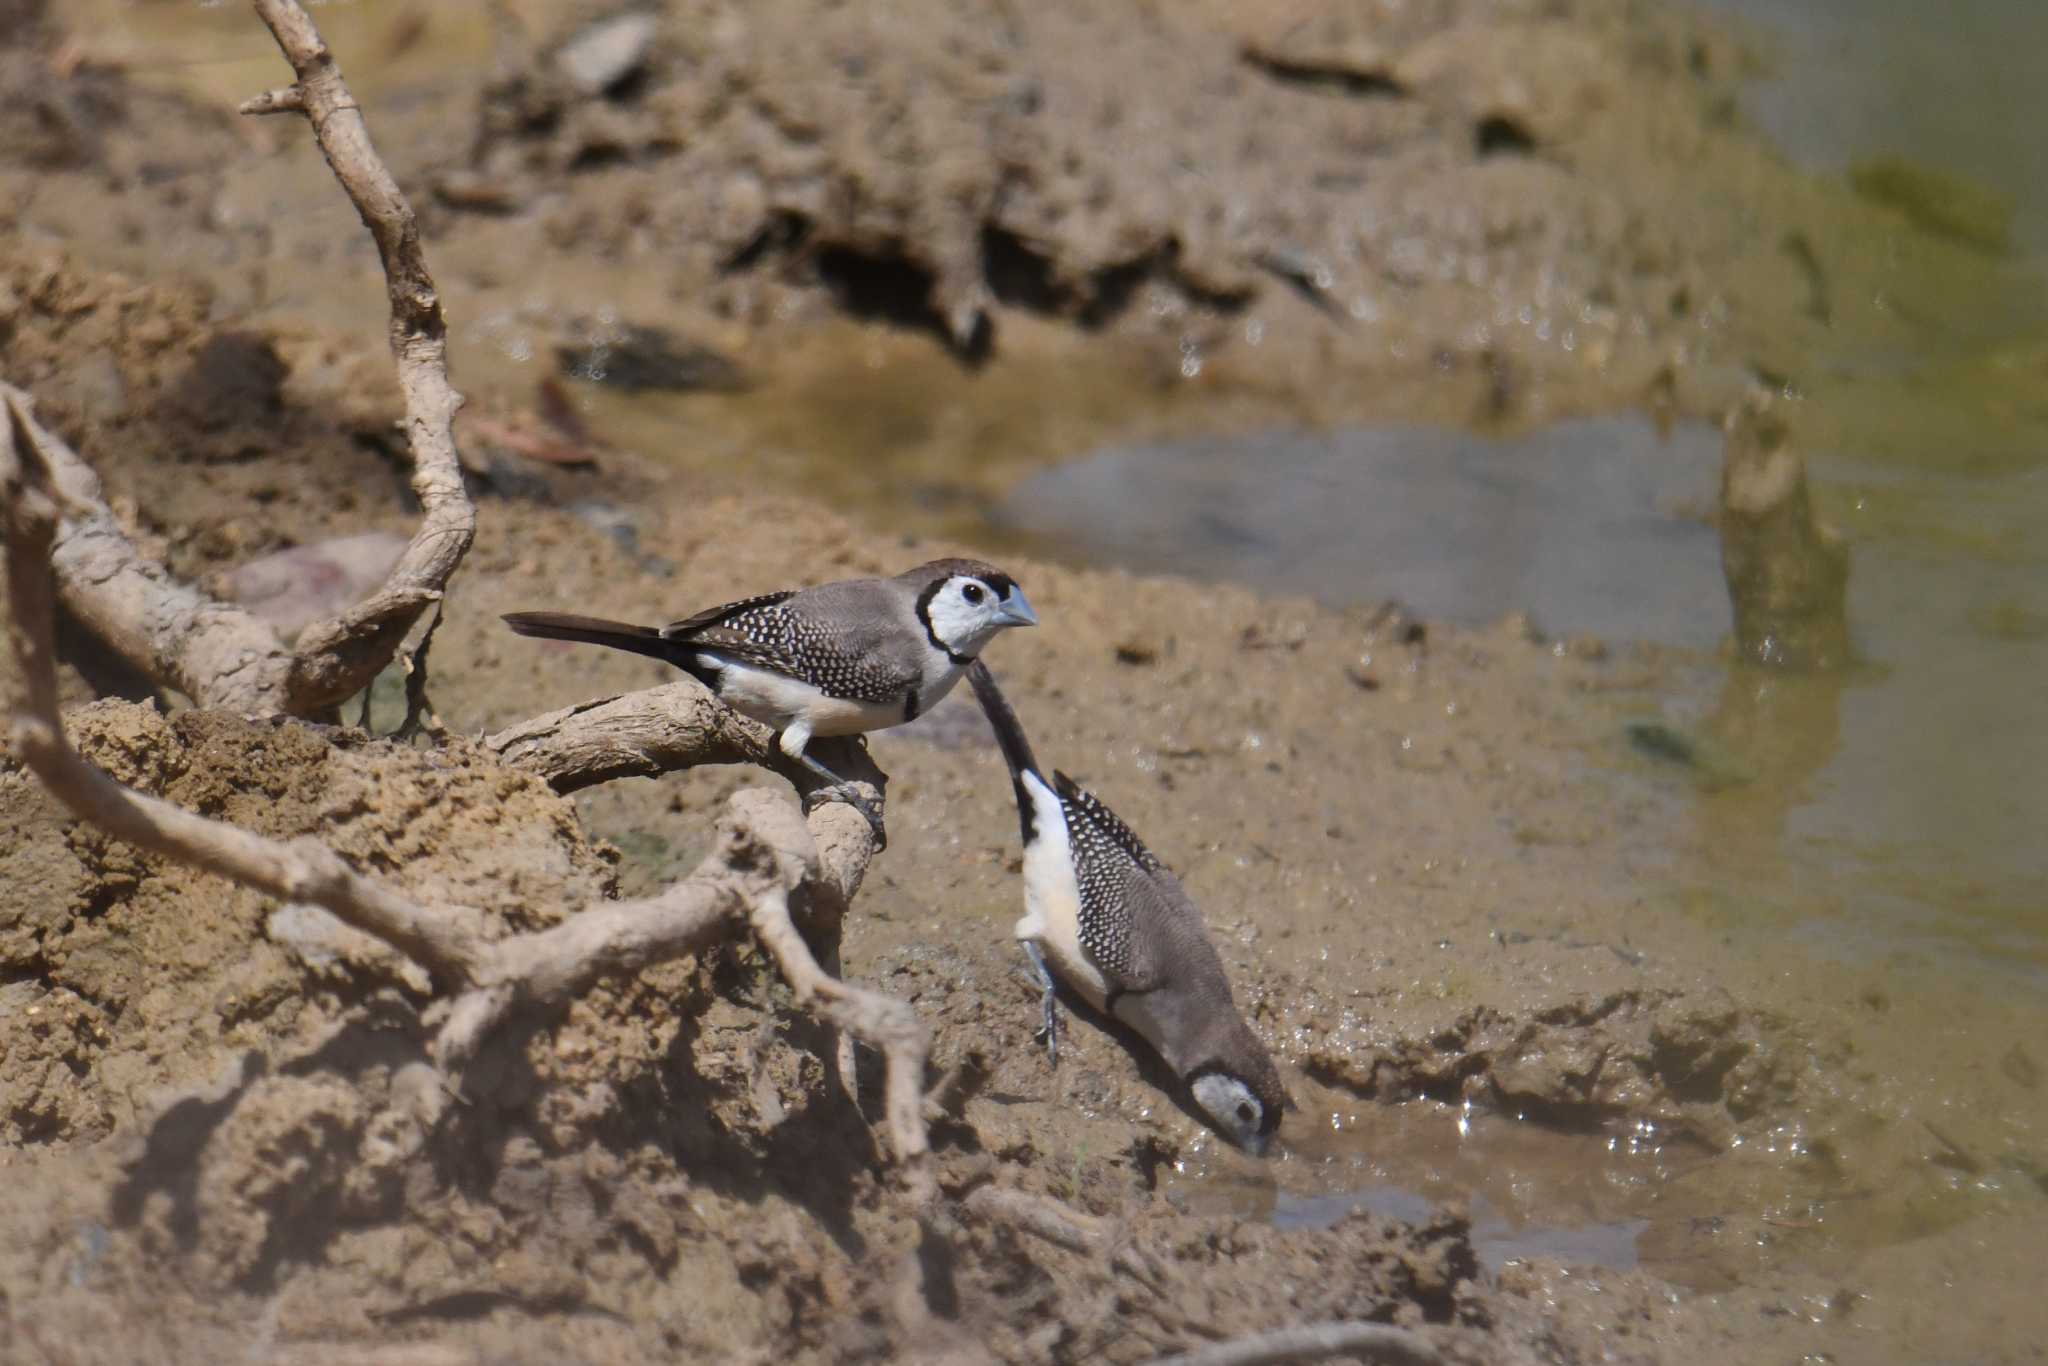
1000, 410, 2047, 985
996, 417, 1729, 648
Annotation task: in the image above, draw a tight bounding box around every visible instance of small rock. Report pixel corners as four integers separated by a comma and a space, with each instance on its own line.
554, 11, 659, 97
219, 532, 410, 636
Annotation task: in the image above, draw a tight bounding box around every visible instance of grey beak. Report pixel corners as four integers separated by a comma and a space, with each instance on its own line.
997, 591, 1039, 628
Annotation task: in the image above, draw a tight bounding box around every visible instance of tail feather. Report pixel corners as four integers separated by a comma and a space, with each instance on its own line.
965, 660, 1043, 844
502, 612, 681, 668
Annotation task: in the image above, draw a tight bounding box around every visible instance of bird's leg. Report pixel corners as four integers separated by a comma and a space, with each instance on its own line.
780, 724, 887, 849
1020, 940, 1060, 1066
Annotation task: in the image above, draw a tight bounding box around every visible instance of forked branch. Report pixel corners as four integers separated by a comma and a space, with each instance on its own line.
240, 0, 474, 713
2, 405, 927, 1197
5, 0, 475, 718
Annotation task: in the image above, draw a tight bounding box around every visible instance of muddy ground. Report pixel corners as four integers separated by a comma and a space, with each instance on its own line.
3, 1, 2045, 1362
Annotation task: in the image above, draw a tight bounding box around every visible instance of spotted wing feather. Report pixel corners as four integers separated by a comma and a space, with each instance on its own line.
1053, 772, 1164, 874
664, 579, 925, 704
1053, 772, 1188, 993
660, 589, 796, 637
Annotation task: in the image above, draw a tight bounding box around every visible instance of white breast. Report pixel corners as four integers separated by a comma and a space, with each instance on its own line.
704, 655, 908, 737
915, 655, 971, 715
1015, 771, 1109, 1008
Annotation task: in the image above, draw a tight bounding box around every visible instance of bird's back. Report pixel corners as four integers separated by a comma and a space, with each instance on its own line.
669, 577, 926, 703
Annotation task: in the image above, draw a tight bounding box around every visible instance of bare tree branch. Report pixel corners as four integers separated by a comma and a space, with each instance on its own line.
239, 0, 474, 715
750, 878, 933, 1200
483, 683, 782, 792
3, 404, 927, 1193
1142, 1321, 1442, 1366
483, 682, 885, 1106
4, 0, 474, 719
3, 386, 298, 713
483, 687, 884, 904
963, 1185, 1113, 1254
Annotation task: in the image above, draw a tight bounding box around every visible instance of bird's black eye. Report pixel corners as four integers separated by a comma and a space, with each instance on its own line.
961, 583, 985, 604
1236, 1103, 1256, 1124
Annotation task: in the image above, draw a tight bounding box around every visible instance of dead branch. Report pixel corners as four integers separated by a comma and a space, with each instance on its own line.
483, 682, 786, 792
239, 0, 474, 713
2, 386, 300, 713
963, 1185, 1113, 1254
3, 0, 475, 718
484, 687, 885, 1106
482, 686, 883, 908
1143, 1321, 1442, 1366
3, 412, 927, 1195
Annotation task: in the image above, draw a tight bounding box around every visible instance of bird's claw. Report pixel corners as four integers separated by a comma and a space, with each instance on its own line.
1020, 941, 1060, 1067
802, 782, 887, 851
1035, 998, 1060, 1067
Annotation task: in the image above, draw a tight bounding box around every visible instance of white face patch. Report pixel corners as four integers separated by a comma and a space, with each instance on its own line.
923, 576, 1034, 656
1191, 1073, 1269, 1154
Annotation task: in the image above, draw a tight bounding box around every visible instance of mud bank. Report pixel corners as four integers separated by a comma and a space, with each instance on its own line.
3, 2, 2047, 1362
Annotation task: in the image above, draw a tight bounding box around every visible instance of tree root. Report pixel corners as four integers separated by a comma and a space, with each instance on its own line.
2, 402, 931, 1200
1142, 1321, 1442, 1366
3, 0, 474, 718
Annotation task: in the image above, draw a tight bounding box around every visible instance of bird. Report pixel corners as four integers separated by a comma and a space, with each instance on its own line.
503, 559, 1037, 832
965, 660, 1290, 1154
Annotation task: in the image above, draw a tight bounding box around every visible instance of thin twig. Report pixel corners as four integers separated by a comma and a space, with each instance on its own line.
394, 601, 444, 740
240, 0, 475, 714
1, 0, 474, 719
962, 1186, 1112, 1254
750, 881, 933, 1200
1142, 1321, 1442, 1366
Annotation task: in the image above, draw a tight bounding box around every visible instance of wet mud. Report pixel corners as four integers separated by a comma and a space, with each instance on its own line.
3, 1, 2046, 1362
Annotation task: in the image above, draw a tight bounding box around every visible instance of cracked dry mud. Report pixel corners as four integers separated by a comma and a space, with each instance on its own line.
4, 0, 2047, 1362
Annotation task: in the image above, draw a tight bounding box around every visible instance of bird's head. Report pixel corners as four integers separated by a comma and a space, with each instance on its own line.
1185, 1019, 1292, 1156
908, 558, 1038, 659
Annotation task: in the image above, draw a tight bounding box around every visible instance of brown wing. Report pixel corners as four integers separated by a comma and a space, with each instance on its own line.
1114, 864, 1230, 997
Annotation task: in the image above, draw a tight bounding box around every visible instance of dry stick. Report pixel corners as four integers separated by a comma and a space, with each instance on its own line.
2, 0, 473, 717
482, 689, 881, 900
241, 0, 475, 715
4, 394, 489, 983
484, 687, 884, 1102
3, 405, 931, 1191
962, 1186, 1112, 1255
484, 684, 785, 794
1142, 1322, 1442, 1366
750, 883, 935, 1201
0, 385, 297, 713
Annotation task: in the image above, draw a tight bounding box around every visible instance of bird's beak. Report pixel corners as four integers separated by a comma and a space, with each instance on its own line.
996, 591, 1039, 628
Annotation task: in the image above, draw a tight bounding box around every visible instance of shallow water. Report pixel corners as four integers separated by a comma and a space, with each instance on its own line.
991, 408, 2048, 988
993, 418, 1730, 647
1696, 0, 2048, 262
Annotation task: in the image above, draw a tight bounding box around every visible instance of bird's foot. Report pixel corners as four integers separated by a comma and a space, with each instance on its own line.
1035, 993, 1061, 1067
1020, 941, 1060, 1067
801, 782, 887, 851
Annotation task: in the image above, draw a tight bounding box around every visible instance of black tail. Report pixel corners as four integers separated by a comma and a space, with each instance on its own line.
965, 660, 1042, 844
502, 612, 683, 669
